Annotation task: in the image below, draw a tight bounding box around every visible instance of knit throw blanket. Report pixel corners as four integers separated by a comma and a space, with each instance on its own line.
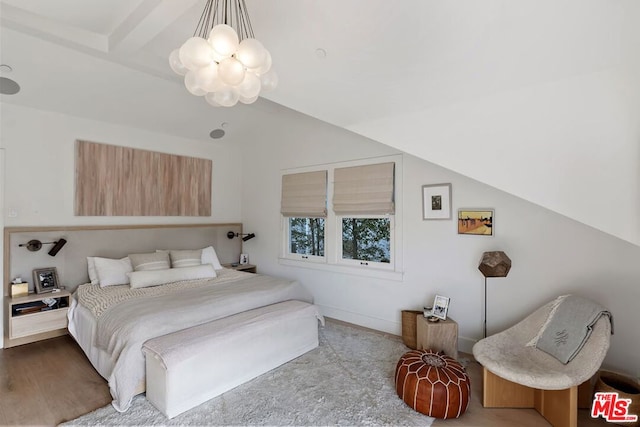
532, 295, 613, 364
75, 268, 247, 318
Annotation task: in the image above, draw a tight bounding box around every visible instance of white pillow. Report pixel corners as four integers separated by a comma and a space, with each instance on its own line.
157, 246, 223, 270
93, 256, 133, 287
202, 246, 223, 270
170, 249, 203, 268
129, 251, 170, 271
87, 257, 100, 285
128, 264, 216, 289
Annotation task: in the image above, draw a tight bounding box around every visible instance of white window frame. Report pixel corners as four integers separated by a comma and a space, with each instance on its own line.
336, 214, 394, 270
279, 155, 403, 281
283, 216, 327, 264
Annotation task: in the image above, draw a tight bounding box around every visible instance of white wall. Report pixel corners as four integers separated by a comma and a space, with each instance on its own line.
342, 2, 640, 248
0, 103, 242, 226
347, 66, 640, 248
0, 102, 243, 348
240, 109, 640, 379
2, 100, 638, 379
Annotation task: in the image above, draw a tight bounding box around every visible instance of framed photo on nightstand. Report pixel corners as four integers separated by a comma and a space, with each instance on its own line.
33, 267, 59, 294
432, 295, 450, 320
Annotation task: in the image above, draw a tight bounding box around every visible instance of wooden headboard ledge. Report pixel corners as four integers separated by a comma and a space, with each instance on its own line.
3, 223, 243, 295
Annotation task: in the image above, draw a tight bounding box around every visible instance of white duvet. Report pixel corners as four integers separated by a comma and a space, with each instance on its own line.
68, 269, 312, 412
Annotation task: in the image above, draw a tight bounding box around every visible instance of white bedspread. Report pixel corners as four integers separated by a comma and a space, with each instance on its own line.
69, 270, 312, 412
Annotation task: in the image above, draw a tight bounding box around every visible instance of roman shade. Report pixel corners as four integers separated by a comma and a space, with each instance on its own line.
281, 170, 327, 217
333, 162, 395, 215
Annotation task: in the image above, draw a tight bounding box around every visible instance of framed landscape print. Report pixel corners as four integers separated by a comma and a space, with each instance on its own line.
422, 183, 452, 220
458, 209, 494, 236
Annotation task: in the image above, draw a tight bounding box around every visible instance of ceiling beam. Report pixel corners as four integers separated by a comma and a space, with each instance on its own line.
108, 0, 201, 53
0, 3, 107, 52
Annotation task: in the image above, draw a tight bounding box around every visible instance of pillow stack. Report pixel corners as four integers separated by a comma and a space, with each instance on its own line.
87, 246, 224, 288
88, 257, 132, 287
129, 252, 171, 271
169, 249, 202, 268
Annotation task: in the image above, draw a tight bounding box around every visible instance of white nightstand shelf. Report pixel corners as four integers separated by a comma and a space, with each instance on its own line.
4, 290, 71, 347
223, 263, 257, 273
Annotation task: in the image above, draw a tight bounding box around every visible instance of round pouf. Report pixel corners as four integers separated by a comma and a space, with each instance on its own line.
395, 349, 470, 419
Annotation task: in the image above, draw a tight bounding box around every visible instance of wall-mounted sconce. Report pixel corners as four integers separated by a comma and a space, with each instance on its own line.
227, 231, 256, 242
19, 239, 68, 256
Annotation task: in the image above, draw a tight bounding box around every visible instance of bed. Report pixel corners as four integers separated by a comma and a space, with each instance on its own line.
68, 268, 313, 412
5, 224, 317, 412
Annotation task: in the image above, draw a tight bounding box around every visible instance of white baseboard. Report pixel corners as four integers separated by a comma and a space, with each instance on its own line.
458, 336, 478, 355
318, 304, 401, 336
317, 304, 479, 357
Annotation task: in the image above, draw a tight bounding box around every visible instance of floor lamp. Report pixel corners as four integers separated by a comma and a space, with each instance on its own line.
478, 251, 512, 338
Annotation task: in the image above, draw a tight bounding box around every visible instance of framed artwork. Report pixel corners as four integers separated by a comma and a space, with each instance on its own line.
33, 267, 59, 294
432, 295, 450, 320
239, 253, 249, 265
422, 183, 452, 220
458, 209, 494, 236
75, 140, 212, 216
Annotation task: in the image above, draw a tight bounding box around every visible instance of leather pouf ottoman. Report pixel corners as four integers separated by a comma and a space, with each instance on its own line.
395, 349, 470, 419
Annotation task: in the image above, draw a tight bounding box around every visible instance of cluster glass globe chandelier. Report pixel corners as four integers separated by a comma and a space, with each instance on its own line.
169, 0, 277, 107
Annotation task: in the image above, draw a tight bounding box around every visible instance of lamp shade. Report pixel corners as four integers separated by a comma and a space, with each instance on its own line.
48, 239, 67, 256
169, 0, 276, 108
478, 251, 512, 278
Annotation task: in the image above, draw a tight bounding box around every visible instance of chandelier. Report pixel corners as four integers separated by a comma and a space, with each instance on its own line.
169, 0, 277, 107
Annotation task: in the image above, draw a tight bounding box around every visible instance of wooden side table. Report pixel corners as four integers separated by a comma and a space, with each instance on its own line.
416, 316, 458, 359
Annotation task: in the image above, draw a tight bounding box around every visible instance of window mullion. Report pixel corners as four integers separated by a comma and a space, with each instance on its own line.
326, 168, 338, 264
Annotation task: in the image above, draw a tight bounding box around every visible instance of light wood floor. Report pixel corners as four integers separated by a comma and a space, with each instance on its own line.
0, 335, 610, 426
0, 335, 111, 426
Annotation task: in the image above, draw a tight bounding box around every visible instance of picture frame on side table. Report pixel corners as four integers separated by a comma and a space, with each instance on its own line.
33, 267, 59, 294
432, 295, 450, 320
457, 209, 494, 236
422, 183, 452, 220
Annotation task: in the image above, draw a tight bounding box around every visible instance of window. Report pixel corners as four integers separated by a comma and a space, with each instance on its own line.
340, 217, 391, 265
289, 217, 325, 257
281, 171, 327, 261
334, 162, 395, 269
280, 156, 403, 279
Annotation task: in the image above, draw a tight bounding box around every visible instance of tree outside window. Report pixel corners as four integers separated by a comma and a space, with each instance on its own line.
341, 218, 390, 263
289, 217, 325, 256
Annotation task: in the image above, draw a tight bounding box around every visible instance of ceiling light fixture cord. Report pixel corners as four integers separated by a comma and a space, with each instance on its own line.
235, 0, 255, 40
193, 0, 213, 38
171, 0, 276, 107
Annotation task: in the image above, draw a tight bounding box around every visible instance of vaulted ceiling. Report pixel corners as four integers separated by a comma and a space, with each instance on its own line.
1, 0, 639, 245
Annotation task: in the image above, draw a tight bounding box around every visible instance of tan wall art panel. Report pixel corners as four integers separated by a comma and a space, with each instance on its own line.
75, 141, 212, 216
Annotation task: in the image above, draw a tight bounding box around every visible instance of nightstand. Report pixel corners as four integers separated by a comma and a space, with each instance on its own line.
223, 263, 257, 273
416, 315, 458, 359
4, 290, 71, 347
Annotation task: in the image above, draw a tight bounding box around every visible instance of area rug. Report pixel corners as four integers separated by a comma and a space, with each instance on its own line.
63, 320, 435, 426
